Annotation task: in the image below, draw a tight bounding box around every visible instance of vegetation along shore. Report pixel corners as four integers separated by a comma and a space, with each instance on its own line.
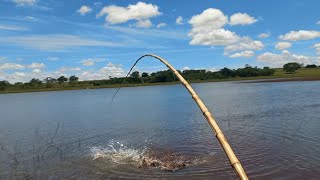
0, 62, 319, 94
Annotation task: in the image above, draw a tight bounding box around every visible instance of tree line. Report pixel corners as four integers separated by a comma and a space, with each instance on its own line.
283, 62, 318, 74
0, 75, 79, 91
0, 63, 318, 91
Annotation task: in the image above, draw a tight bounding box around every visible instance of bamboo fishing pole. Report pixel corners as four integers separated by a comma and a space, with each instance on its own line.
113, 54, 248, 180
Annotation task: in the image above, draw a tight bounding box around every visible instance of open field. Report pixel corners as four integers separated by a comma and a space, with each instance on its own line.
220, 68, 320, 83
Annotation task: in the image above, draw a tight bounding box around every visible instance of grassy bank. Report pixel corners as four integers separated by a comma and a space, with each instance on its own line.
186, 68, 320, 83
1, 68, 319, 94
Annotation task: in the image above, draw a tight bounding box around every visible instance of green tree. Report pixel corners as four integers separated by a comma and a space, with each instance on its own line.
141, 72, 149, 78
220, 67, 234, 77
44, 77, 56, 84
283, 62, 301, 74
0, 80, 10, 90
57, 76, 68, 83
152, 69, 178, 82
305, 64, 317, 68
14, 82, 23, 86
260, 67, 275, 76
30, 78, 42, 87
130, 71, 140, 78
69, 75, 79, 82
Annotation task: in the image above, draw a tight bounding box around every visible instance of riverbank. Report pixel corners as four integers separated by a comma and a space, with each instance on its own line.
1, 68, 319, 94
241, 77, 320, 83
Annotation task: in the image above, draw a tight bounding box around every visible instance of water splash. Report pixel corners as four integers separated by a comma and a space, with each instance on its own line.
90, 140, 145, 167
89, 140, 215, 172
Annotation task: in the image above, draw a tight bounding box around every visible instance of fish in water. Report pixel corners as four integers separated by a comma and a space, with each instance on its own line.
139, 151, 190, 171
90, 143, 213, 172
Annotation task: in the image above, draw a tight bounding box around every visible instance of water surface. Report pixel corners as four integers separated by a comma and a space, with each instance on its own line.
0, 81, 320, 179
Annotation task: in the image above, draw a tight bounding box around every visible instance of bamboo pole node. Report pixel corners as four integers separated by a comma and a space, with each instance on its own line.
203, 110, 210, 116
112, 54, 249, 180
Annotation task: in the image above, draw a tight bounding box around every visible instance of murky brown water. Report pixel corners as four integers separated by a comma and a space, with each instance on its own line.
0, 81, 320, 179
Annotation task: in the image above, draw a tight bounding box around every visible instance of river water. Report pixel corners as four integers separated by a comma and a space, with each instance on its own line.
0, 81, 319, 179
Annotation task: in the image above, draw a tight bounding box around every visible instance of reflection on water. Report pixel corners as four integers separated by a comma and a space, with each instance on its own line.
0, 81, 320, 179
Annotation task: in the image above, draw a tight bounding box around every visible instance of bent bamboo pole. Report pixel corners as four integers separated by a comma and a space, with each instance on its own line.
116, 54, 248, 180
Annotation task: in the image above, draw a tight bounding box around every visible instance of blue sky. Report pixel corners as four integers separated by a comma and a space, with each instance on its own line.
0, 0, 320, 82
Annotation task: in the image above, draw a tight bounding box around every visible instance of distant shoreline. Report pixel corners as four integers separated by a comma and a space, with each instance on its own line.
240, 77, 320, 83
1, 76, 319, 94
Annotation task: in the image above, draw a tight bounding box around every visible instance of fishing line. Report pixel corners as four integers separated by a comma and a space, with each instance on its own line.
110, 54, 248, 180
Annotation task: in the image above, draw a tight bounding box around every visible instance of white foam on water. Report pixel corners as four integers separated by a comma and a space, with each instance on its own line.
90, 140, 146, 166
89, 140, 214, 171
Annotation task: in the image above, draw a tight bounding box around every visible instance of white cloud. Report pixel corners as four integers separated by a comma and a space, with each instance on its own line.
32, 69, 42, 74
256, 50, 315, 67
229, 13, 257, 26
4, 70, 55, 83
224, 37, 264, 53
14, 72, 26, 77
258, 32, 270, 38
189, 28, 240, 46
285, 54, 313, 64
24, 16, 38, 21
55, 67, 82, 75
176, 16, 183, 25
81, 59, 96, 66
99, 62, 125, 77
0, 63, 25, 70
134, 19, 152, 28
4, 72, 40, 83
3, 34, 123, 50
13, 0, 36, 6
281, 50, 289, 55
1, 64, 112, 83
0, 57, 6, 62
97, 2, 161, 24
0, 24, 28, 31
182, 66, 190, 70
0, 62, 45, 72
77, 5, 92, 16
81, 58, 105, 66
189, 8, 228, 30
52, 67, 82, 78
156, 22, 166, 28
0, 62, 48, 82
316, 21, 320, 25
79, 62, 125, 80
78, 71, 98, 81
206, 67, 219, 72
188, 8, 263, 56
313, 43, 320, 55
229, 51, 255, 58
275, 42, 292, 50
257, 52, 284, 66
28, 63, 45, 69
279, 30, 320, 41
